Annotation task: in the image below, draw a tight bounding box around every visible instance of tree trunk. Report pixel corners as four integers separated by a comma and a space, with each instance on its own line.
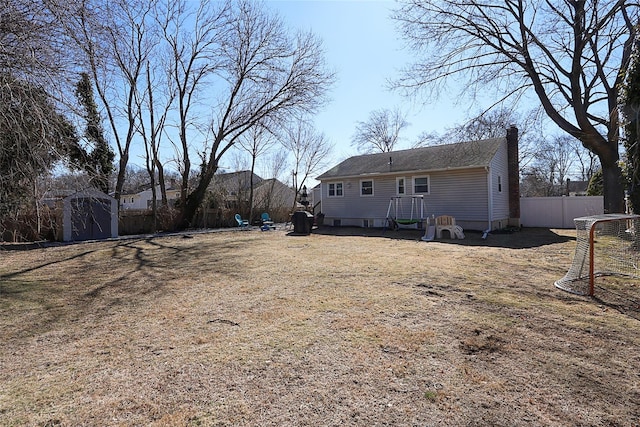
114, 154, 129, 208
179, 162, 218, 229
248, 155, 256, 223
601, 164, 625, 213
150, 173, 157, 232
156, 159, 168, 207
599, 141, 625, 213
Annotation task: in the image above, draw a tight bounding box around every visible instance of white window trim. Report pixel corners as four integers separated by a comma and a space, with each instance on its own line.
497, 175, 503, 193
360, 179, 374, 197
396, 177, 406, 196
412, 175, 430, 194
328, 182, 344, 198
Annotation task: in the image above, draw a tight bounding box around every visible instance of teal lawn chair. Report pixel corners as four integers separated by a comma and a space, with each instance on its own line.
235, 213, 249, 230
261, 212, 275, 230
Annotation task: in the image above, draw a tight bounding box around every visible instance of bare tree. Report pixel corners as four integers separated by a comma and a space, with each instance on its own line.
49, 0, 156, 205
418, 108, 535, 143
237, 123, 276, 221
351, 108, 409, 153
178, 0, 334, 229
568, 137, 599, 182
135, 58, 176, 229
261, 149, 290, 185
114, 165, 151, 194
394, 0, 639, 213
416, 107, 542, 172
536, 135, 576, 193
520, 133, 594, 196
257, 149, 290, 214
41, 0, 332, 231
282, 119, 333, 213
3, 0, 78, 95
157, 0, 228, 209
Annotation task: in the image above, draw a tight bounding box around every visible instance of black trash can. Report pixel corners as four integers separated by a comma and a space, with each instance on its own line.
292, 210, 313, 235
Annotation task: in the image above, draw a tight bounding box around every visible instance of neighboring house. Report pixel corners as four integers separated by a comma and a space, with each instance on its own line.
316, 126, 520, 232
207, 171, 297, 222
119, 171, 295, 216
120, 186, 181, 210
209, 171, 297, 209
253, 178, 297, 212
566, 179, 590, 196
209, 170, 263, 207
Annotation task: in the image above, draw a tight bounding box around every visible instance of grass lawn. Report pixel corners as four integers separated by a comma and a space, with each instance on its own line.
1, 226, 639, 426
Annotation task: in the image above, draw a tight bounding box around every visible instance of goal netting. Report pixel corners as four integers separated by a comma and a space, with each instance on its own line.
555, 214, 640, 296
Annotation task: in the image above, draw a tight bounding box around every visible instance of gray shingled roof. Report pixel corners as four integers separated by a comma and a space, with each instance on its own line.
317, 137, 505, 180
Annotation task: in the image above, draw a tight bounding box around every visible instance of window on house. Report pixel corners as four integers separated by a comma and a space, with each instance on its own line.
328, 182, 343, 197
413, 176, 430, 194
396, 177, 405, 195
498, 175, 503, 192
360, 180, 373, 196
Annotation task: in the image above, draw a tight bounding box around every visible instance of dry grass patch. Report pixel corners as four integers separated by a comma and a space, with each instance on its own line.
1, 227, 639, 426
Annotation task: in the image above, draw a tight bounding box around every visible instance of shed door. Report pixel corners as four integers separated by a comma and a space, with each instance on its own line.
71, 197, 111, 241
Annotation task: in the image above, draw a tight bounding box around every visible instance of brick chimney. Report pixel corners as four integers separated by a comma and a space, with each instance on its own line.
506, 125, 520, 226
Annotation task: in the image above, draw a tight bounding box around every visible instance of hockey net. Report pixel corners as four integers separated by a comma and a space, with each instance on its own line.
555, 214, 640, 296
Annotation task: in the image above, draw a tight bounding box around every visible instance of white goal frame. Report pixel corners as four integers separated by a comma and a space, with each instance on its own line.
555, 214, 640, 296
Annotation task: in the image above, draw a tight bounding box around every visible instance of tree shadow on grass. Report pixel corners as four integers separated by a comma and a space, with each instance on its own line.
592, 282, 640, 321
312, 226, 574, 249
0, 233, 248, 339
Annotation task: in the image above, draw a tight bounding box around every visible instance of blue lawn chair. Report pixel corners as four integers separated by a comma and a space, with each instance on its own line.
262, 212, 273, 226
261, 212, 275, 230
235, 213, 249, 230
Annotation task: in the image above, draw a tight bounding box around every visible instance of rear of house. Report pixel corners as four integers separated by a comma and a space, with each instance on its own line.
316, 127, 520, 232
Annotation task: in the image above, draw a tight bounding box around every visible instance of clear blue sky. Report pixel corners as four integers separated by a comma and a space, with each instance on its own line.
267, 0, 468, 162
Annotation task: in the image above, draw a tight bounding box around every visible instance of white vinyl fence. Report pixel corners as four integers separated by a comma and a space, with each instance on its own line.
520, 196, 604, 229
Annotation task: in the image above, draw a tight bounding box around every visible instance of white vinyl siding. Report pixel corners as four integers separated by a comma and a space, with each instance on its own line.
490, 141, 510, 219
322, 172, 490, 222
321, 179, 392, 223
426, 169, 488, 221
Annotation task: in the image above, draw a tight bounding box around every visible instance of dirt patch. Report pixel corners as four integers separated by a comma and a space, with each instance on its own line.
1, 226, 639, 426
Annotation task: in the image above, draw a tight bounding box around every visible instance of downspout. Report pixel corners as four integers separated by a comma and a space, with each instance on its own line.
319, 182, 323, 216
484, 166, 492, 239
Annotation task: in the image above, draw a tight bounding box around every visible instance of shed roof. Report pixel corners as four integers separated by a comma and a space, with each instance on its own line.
317, 137, 505, 180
